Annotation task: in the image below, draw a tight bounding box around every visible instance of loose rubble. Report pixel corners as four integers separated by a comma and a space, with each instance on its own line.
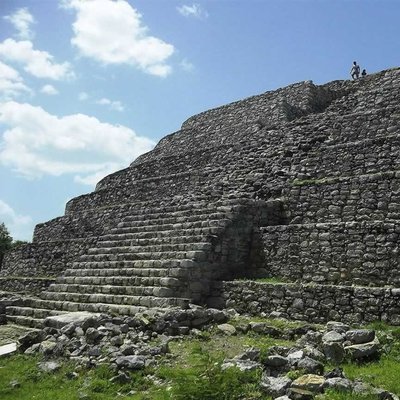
12, 309, 399, 399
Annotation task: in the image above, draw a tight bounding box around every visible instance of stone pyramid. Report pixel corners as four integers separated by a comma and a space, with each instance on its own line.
1, 67, 399, 327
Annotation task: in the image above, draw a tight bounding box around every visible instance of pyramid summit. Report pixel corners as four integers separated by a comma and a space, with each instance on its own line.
1, 67, 400, 327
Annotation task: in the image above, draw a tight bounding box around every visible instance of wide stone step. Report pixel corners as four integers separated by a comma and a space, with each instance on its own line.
87, 242, 212, 254
64, 266, 191, 278
21, 297, 149, 315
97, 234, 210, 248
116, 212, 227, 228
78, 251, 207, 262
41, 291, 190, 308
101, 227, 221, 241
47, 283, 175, 297
6, 314, 44, 329
121, 209, 228, 223
108, 219, 229, 234
57, 275, 182, 287
6, 306, 67, 320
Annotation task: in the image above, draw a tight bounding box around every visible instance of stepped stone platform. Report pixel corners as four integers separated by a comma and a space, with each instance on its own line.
1, 67, 400, 327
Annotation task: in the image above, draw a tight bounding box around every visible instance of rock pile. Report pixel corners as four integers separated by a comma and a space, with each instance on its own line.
14, 310, 399, 399
222, 320, 398, 400
17, 308, 227, 371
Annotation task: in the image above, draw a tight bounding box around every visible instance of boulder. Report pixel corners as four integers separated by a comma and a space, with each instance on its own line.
297, 356, 324, 375
326, 321, 350, 333
260, 375, 292, 397
323, 377, 353, 392
344, 338, 380, 361
322, 341, 345, 364
217, 323, 236, 335
44, 312, 100, 329
115, 355, 146, 370
291, 374, 325, 393
345, 329, 375, 345
37, 361, 61, 373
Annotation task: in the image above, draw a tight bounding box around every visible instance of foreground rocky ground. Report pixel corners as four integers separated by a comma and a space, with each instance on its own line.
0, 307, 400, 399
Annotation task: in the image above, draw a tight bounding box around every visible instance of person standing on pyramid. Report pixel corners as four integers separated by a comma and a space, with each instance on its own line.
350, 61, 361, 79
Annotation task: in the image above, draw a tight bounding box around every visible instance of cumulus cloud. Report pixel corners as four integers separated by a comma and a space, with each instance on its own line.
4, 7, 36, 40
0, 61, 32, 100
40, 84, 59, 95
96, 97, 124, 112
0, 199, 32, 241
0, 101, 155, 185
0, 38, 75, 80
62, 0, 174, 77
177, 3, 208, 19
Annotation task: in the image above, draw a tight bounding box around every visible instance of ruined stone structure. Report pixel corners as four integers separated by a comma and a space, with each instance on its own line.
1, 67, 400, 327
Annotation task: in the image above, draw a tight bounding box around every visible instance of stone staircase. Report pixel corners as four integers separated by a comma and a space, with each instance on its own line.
4, 200, 269, 328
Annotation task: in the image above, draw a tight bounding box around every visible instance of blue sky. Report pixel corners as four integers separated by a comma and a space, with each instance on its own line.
0, 0, 399, 241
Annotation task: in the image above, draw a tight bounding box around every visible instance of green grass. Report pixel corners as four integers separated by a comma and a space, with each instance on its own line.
0, 354, 155, 400
1, 322, 400, 399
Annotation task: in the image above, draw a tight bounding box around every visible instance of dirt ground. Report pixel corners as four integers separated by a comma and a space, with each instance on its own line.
0, 324, 33, 346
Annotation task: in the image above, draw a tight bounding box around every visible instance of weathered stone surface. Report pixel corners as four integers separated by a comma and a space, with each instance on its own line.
291, 374, 325, 393
45, 312, 100, 329
217, 323, 236, 335
345, 339, 380, 360
0, 342, 17, 357
37, 361, 61, 373
345, 329, 375, 345
2, 67, 400, 328
323, 377, 353, 392
115, 355, 146, 370
260, 375, 292, 397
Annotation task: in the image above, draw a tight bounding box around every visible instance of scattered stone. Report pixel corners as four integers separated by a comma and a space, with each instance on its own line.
217, 323, 236, 335
37, 361, 61, 373
249, 322, 281, 337
260, 374, 292, 397
109, 371, 132, 384
323, 377, 353, 392
115, 355, 146, 370
9, 379, 20, 389
39, 340, 58, 355
0, 342, 17, 357
322, 331, 345, 343
326, 321, 350, 333
345, 338, 380, 360
264, 355, 288, 368
18, 330, 45, 350
291, 374, 325, 393
297, 356, 324, 375
345, 329, 375, 345
44, 312, 100, 329
322, 341, 345, 364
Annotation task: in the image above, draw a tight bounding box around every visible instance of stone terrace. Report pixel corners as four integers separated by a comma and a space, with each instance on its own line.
1, 67, 400, 327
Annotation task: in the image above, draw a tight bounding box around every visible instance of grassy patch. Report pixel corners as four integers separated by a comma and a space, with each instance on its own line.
0, 354, 156, 400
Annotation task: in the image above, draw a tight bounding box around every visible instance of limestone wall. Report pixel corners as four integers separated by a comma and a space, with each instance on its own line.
219, 281, 400, 325
284, 173, 400, 224
0, 238, 97, 278
261, 221, 400, 287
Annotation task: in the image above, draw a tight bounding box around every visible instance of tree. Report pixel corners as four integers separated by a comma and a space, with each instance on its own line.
0, 222, 13, 267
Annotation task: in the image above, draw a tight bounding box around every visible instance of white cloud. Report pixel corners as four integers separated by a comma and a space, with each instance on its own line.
180, 58, 195, 72
0, 101, 155, 186
177, 4, 208, 19
96, 97, 125, 112
0, 38, 75, 80
78, 92, 89, 101
4, 8, 36, 40
62, 0, 174, 77
40, 84, 59, 95
0, 61, 32, 100
0, 199, 32, 241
